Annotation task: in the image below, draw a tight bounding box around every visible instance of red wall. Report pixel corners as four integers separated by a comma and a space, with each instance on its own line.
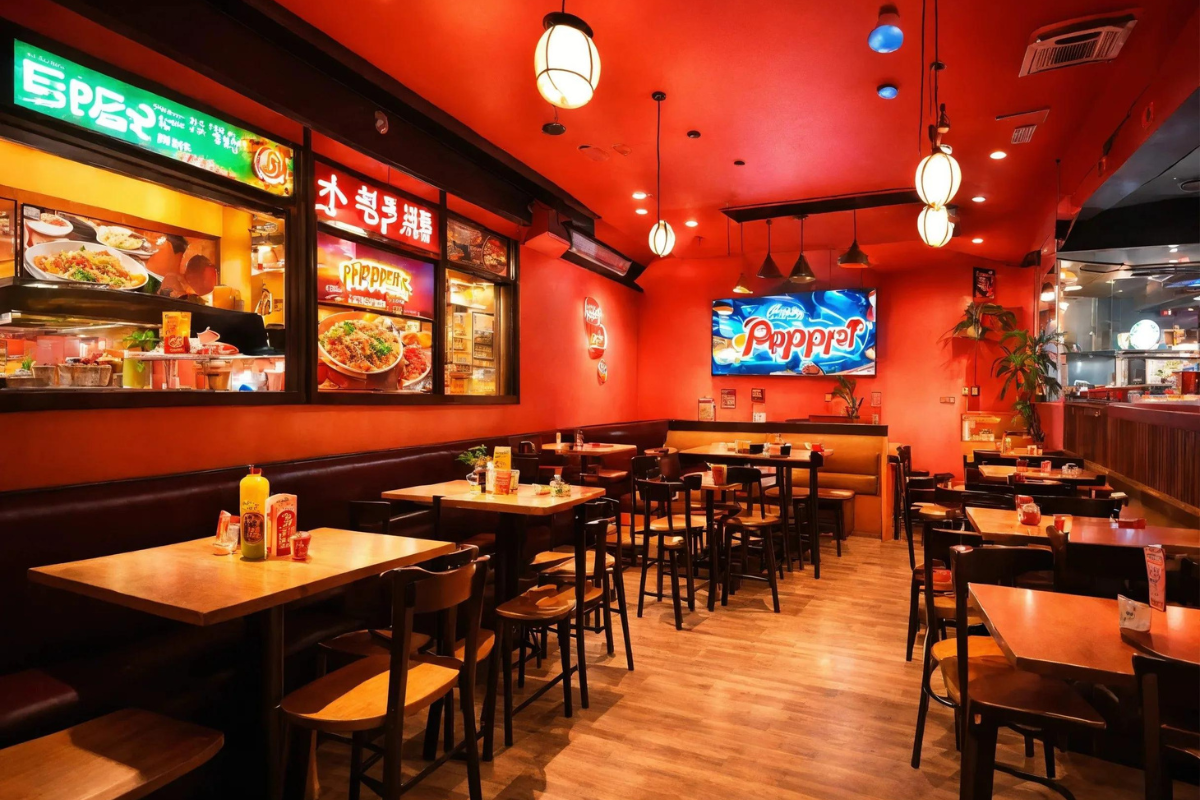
0, 248, 641, 491
636, 251, 1034, 476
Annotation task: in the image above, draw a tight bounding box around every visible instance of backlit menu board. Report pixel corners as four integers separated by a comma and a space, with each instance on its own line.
317, 232, 434, 319
314, 162, 440, 256
13, 40, 294, 196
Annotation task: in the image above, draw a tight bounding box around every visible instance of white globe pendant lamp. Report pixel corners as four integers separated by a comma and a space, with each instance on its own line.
915, 145, 961, 209
647, 91, 674, 257
917, 204, 953, 248
534, 7, 600, 110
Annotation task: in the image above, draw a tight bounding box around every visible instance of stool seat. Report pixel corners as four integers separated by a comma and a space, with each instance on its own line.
931, 636, 1005, 663
727, 512, 780, 527
529, 550, 576, 570
281, 654, 461, 732
939, 654, 1012, 705
912, 502, 961, 521
586, 468, 629, 481
495, 584, 579, 623
543, 551, 617, 577
958, 668, 1107, 730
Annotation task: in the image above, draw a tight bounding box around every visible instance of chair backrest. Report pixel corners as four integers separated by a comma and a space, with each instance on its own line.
580, 496, 621, 577
517, 440, 538, 454
949, 544, 1054, 733
385, 550, 489, 726
1036, 496, 1122, 518
511, 454, 540, 482
933, 485, 965, 507
635, 478, 690, 531
1135, 652, 1200, 800
658, 453, 683, 482
921, 526, 984, 647
960, 490, 1015, 510
348, 500, 393, 535
1005, 476, 1073, 496
727, 466, 766, 518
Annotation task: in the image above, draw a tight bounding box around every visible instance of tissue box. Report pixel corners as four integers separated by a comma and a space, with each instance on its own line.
267, 494, 297, 557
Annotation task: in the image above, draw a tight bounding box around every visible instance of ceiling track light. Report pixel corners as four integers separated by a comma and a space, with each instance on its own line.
788, 215, 816, 284
757, 219, 783, 279
838, 209, 871, 268
535, 5, 600, 109
647, 91, 675, 257
869, 4, 904, 53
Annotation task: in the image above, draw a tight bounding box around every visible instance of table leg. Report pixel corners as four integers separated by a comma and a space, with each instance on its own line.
809, 464, 821, 580
778, 463, 790, 573
260, 605, 285, 800
706, 491, 718, 612
497, 514, 524, 604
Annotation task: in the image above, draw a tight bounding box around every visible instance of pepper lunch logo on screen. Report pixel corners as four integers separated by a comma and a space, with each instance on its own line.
712, 291, 876, 377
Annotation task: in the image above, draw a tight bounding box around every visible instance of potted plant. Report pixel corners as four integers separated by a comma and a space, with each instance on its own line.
993, 329, 1062, 443
948, 302, 1016, 341
7, 355, 37, 389
832, 375, 865, 420
456, 444, 491, 486
121, 329, 160, 389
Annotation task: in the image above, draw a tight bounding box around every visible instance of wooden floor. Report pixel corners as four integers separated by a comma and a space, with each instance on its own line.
314, 537, 1180, 800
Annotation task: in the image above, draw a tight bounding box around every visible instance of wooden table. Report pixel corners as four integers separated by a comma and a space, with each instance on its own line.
29, 529, 453, 800
966, 506, 1200, 553
541, 442, 636, 457
679, 445, 827, 577
969, 584, 1200, 688
976, 464, 1102, 485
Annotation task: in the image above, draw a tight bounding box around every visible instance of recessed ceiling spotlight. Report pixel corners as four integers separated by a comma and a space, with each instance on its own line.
733, 159, 746, 166
1169, 245, 1179, 252
989, 151, 1007, 160
632, 191, 647, 199
868, 5, 903, 53
877, 84, 898, 99
971, 196, 986, 203
635, 208, 648, 215
541, 120, 566, 136
971, 237, 983, 244
1064, 284, 1083, 292
686, 130, 701, 139
685, 220, 699, 227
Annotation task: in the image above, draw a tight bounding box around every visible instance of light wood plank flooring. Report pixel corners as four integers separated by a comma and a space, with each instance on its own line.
314, 537, 1177, 800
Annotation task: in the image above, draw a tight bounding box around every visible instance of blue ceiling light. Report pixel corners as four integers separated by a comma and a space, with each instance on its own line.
877, 84, 899, 99
868, 5, 903, 53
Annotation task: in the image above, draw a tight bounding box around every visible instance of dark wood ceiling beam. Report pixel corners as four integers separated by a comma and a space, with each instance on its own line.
722, 189, 922, 223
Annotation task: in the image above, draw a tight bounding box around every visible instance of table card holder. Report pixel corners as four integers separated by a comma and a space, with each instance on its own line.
1145, 545, 1166, 612
1118, 594, 1151, 632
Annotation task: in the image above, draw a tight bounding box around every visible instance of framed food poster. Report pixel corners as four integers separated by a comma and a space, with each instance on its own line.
973, 267, 996, 300
698, 397, 715, 421
751, 387, 765, 403
446, 215, 511, 278
720, 388, 736, 409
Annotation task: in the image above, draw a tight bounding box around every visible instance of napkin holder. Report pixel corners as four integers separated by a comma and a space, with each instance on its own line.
1117, 594, 1151, 633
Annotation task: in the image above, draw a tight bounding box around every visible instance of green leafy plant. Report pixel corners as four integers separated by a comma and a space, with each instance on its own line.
121, 329, 160, 351
948, 302, 1016, 341
993, 329, 1063, 442
20, 355, 34, 372
456, 444, 490, 469
832, 375, 865, 419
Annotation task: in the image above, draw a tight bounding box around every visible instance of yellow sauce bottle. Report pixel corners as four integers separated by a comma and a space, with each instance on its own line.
240, 466, 270, 561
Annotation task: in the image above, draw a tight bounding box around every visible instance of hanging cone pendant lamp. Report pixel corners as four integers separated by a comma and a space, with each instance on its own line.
757, 219, 783, 279
837, 209, 871, 268
731, 220, 752, 293
788, 215, 816, 283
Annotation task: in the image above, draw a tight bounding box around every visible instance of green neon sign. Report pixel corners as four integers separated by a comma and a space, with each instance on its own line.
13, 39, 293, 196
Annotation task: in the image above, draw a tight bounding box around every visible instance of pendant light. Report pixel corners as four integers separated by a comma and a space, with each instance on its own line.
535, 4, 600, 110
757, 219, 782, 279
915, 138, 961, 208
788, 215, 816, 284
647, 92, 675, 257
838, 209, 871, 268
731, 220, 752, 294
1040, 281, 1056, 302
917, 204, 953, 247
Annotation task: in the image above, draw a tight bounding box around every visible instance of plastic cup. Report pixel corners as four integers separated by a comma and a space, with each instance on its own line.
291, 532, 311, 560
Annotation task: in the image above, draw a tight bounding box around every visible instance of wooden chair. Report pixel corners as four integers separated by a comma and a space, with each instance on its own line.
0, 708, 222, 800
1004, 476, 1073, 496
539, 498, 634, 672
911, 525, 989, 766
959, 490, 1015, 510
722, 466, 783, 613
1134, 654, 1200, 800
1036, 495, 1123, 518
951, 545, 1106, 800
634, 477, 698, 630
280, 551, 490, 800
765, 474, 850, 564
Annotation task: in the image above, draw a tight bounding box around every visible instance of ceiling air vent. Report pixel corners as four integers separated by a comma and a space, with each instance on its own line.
1019, 14, 1137, 77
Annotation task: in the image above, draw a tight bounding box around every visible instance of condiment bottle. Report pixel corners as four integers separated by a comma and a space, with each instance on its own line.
240, 466, 270, 561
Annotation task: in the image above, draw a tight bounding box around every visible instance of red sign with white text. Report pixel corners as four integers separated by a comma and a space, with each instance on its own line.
583, 296, 607, 359
314, 161, 440, 255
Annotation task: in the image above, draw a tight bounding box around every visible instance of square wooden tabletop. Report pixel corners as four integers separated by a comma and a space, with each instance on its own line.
969, 584, 1200, 687
966, 506, 1200, 553
382, 480, 605, 516
28, 528, 455, 626
679, 444, 828, 463
541, 442, 637, 456
976, 464, 1101, 482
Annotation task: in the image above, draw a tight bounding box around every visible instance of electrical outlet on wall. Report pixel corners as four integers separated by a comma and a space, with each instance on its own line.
870, 391, 881, 407
940, 396, 957, 404
824, 393, 833, 402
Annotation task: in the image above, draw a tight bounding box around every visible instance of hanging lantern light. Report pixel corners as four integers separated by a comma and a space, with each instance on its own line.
915, 145, 962, 208
837, 209, 871, 268
534, 8, 600, 110
917, 204, 953, 247
647, 91, 674, 257
1040, 281, 1056, 302
757, 219, 783, 279
788, 215, 816, 284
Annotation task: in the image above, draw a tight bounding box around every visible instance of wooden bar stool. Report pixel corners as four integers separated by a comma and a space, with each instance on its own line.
723, 466, 782, 613
279, 551, 490, 800
633, 477, 699, 630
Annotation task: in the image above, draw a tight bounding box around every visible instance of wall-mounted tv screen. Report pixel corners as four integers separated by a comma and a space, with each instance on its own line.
712, 290, 876, 377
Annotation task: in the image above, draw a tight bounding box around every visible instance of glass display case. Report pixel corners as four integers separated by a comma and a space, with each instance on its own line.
961, 411, 1004, 444
446, 269, 504, 396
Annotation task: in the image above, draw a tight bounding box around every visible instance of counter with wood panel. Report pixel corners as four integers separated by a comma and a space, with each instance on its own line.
1063, 400, 1200, 513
